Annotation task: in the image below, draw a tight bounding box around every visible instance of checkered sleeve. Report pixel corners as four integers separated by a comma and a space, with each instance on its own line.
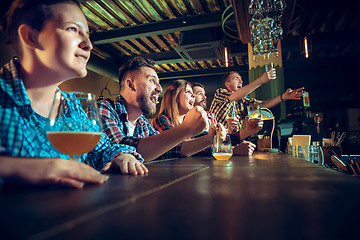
152, 114, 174, 132
85, 132, 144, 170
207, 111, 217, 125
152, 114, 183, 159
209, 88, 231, 126
98, 100, 140, 148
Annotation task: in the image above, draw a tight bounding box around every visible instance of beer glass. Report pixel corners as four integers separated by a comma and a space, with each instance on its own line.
46, 91, 103, 160
247, 103, 261, 128
212, 135, 233, 160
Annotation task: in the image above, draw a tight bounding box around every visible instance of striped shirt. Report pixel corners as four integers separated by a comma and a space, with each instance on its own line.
0, 59, 143, 170
209, 88, 258, 132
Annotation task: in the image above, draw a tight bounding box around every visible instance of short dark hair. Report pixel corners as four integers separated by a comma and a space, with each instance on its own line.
222, 71, 238, 86
118, 56, 156, 88
191, 82, 204, 89
5, 0, 80, 53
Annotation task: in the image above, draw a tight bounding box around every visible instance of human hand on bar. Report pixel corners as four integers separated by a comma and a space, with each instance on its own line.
282, 87, 305, 100
0, 157, 109, 188
232, 140, 256, 156
102, 154, 148, 175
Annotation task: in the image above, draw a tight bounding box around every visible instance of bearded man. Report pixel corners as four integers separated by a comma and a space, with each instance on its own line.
98, 57, 208, 162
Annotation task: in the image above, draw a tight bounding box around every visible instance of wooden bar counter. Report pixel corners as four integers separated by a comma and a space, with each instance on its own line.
1, 152, 360, 240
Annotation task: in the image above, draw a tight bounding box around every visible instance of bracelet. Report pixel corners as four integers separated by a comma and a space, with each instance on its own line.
280, 94, 285, 102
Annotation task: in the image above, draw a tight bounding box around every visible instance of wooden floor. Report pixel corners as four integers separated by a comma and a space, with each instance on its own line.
1, 152, 360, 240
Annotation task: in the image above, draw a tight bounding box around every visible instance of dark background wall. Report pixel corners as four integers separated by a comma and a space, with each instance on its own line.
160, 56, 360, 154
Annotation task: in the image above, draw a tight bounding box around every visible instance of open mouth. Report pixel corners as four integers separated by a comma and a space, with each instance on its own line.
150, 94, 159, 104
189, 99, 195, 107
201, 100, 207, 107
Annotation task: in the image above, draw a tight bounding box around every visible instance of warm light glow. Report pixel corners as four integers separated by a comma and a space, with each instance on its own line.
304, 37, 309, 58
224, 46, 229, 67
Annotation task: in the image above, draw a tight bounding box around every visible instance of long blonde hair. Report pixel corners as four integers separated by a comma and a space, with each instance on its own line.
159, 79, 189, 126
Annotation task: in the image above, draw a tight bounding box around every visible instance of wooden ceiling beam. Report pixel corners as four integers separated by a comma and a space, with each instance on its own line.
231, 0, 251, 44
90, 11, 223, 45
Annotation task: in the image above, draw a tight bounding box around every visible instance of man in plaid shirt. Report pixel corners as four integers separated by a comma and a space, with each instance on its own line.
192, 82, 259, 155
209, 70, 305, 132
98, 57, 208, 161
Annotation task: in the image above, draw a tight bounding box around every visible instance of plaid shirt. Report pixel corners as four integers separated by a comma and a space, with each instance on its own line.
98, 96, 182, 159
209, 88, 258, 132
151, 114, 183, 158
0, 59, 143, 170
153, 113, 219, 156
207, 111, 217, 125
